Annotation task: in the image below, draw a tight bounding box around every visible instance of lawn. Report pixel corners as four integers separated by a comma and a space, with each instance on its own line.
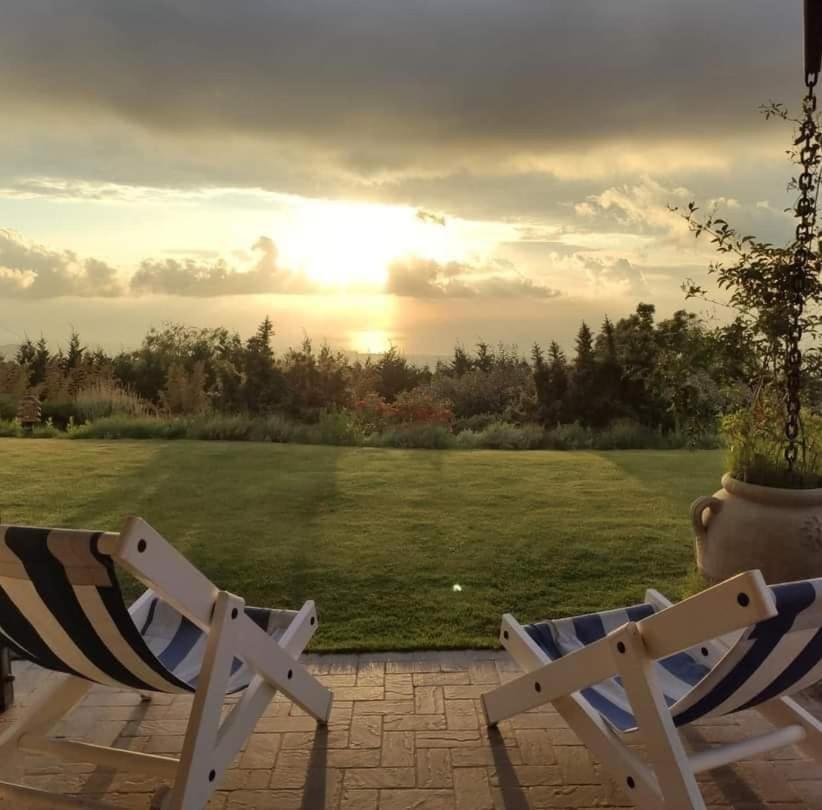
0, 439, 723, 651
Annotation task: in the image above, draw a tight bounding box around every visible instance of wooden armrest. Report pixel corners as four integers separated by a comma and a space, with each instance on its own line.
637, 570, 774, 660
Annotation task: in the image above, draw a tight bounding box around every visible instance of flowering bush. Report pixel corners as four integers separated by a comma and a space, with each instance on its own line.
352, 392, 399, 433
393, 387, 453, 426
353, 387, 453, 432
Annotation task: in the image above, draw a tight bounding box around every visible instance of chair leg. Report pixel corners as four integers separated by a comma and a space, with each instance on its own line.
756, 695, 822, 763
166, 591, 241, 810
610, 623, 706, 810
0, 674, 91, 784
494, 615, 663, 808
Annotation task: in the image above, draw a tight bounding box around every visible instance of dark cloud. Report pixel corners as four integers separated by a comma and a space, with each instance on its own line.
0, 229, 122, 298
0, 0, 802, 200
386, 256, 559, 299
130, 237, 316, 296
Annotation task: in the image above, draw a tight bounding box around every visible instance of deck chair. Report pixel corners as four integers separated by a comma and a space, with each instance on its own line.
0, 517, 332, 809
482, 570, 822, 810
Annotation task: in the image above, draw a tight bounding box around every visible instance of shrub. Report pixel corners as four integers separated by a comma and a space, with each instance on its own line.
543, 422, 593, 450
185, 414, 254, 441
393, 387, 454, 426
0, 420, 21, 438
453, 412, 499, 433
41, 400, 80, 430
591, 419, 667, 450
251, 414, 301, 443
31, 421, 63, 438
431, 365, 534, 421
352, 392, 398, 433
0, 394, 17, 421
75, 381, 154, 422
69, 416, 187, 440
455, 421, 544, 450
366, 424, 455, 449
315, 411, 362, 446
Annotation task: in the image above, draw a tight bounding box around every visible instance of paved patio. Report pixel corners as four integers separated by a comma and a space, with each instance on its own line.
3, 651, 822, 809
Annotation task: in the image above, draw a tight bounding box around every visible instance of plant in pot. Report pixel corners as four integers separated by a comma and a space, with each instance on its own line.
678, 86, 822, 583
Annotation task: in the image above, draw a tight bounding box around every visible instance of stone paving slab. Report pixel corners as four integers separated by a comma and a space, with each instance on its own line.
1, 651, 822, 808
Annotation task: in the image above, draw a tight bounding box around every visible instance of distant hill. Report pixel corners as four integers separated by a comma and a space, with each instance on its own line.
0, 344, 18, 359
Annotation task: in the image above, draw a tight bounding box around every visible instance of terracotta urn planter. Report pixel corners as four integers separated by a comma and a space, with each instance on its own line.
691, 473, 822, 584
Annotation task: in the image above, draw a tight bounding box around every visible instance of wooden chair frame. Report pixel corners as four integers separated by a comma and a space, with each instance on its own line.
0, 517, 333, 809
481, 571, 822, 809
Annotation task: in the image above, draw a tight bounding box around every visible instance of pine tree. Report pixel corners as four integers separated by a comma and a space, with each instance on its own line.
450, 345, 472, 377
241, 316, 285, 413
28, 337, 51, 385
531, 342, 545, 370
64, 330, 85, 370
15, 338, 36, 368
475, 341, 494, 373
591, 316, 624, 424
574, 322, 594, 371
571, 323, 597, 424
534, 342, 568, 425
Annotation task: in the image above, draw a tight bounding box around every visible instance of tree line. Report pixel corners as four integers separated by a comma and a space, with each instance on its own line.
0, 303, 810, 437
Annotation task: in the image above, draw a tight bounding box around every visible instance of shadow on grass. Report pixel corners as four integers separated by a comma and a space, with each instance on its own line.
59, 441, 343, 610
594, 449, 724, 519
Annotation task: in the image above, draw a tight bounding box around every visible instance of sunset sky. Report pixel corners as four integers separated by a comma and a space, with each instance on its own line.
0, 1, 807, 357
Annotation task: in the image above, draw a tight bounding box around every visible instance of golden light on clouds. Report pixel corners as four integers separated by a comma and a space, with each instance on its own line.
275, 200, 446, 290
273, 198, 521, 292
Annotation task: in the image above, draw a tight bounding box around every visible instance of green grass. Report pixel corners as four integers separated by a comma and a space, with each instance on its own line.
0, 439, 723, 651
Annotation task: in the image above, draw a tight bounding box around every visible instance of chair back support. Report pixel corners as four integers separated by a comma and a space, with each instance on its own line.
670, 578, 822, 725
527, 578, 822, 733
0, 525, 192, 693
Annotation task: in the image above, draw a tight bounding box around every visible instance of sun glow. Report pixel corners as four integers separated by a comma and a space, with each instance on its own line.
351, 329, 393, 355
273, 198, 500, 291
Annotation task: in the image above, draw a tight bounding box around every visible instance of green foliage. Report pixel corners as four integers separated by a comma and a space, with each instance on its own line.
74, 380, 154, 422
0, 419, 62, 439
676, 103, 822, 485
542, 422, 593, 450
374, 346, 429, 401
2, 307, 813, 451
721, 395, 822, 488
69, 416, 189, 440
365, 423, 455, 449
456, 421, 544, 450
0, 394, 17, 421
282, 339, 350, 419
0, 419, 21, 437
432, 353, 534, 423
314, 411, 362, 446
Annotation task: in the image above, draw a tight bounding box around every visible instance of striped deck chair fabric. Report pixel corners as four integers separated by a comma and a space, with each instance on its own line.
485, 569, 822, 808
0, 518, 332, 809
525, 578, 822, 733
0, 526, 285, 694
